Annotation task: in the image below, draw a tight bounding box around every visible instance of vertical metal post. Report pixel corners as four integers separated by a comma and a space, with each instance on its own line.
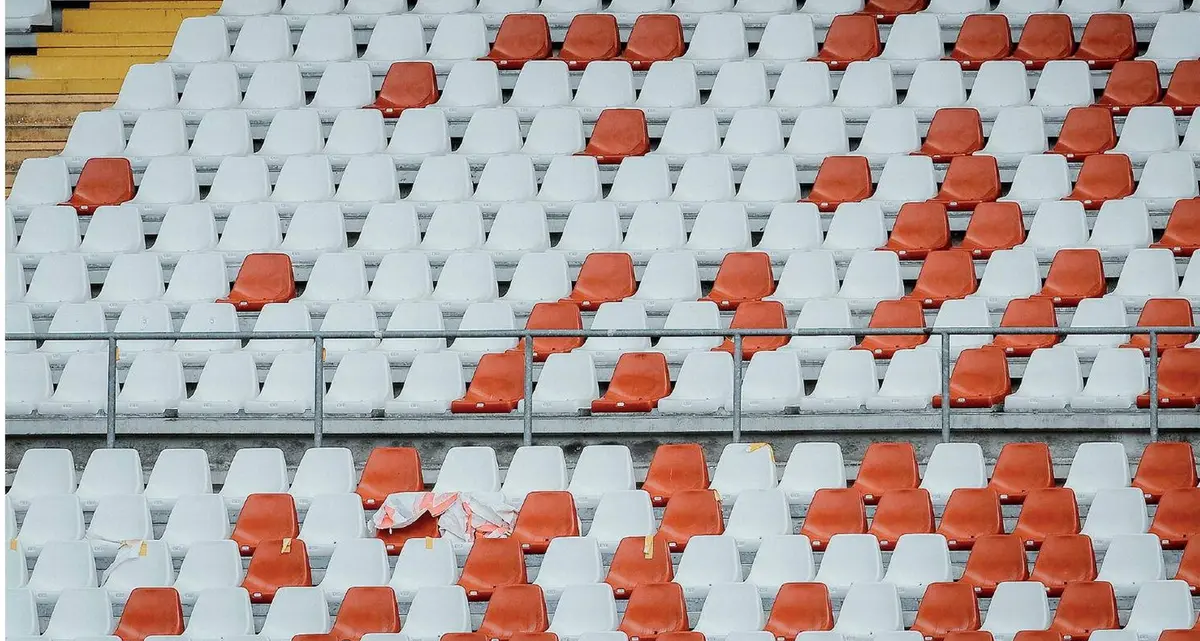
1148, 331, 1159, 442
522, 334, 534, 446
313, 336, 324, 448
940, 331, 951, 442
106, 337, 118, 448
732, 334, 743, 443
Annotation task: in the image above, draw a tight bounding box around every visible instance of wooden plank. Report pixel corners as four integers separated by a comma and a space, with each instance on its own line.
5, 78, 126, 94
8, 55, 162, 80
61, 8, 210, 32
35, 32, 176, 48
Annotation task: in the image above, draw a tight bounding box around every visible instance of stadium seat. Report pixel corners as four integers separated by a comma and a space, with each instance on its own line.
1122, 298, 1197, 353
658, 352, 735, 415
980, 581, 1051, 640
785, 107, 848, 162
799, 489, 868, 550
1161, 59, 1200, 114
958, 535, 1030, 597
502, 448, 569, 502
1064, 442, 1132, 505
693, 582, 766, 637
42, 588, 115, 640
909, 582, 981, 641
882, 202, 951, 260
7, 449, 75, 510
177, 584, 252, 635
76, 448, 143, 508
1009, 13, 1074, 69
86, 494, 152, 556
387, 538, 455, 600
27, 539, 97, 603
615, 14, 683, 71
1048, 107, 1117, 160
932, 155, 1002, 210
16, 493, 84, 556
587, 491, 655, 552
805, 156, 873, 212
768, 252, 839, 311
1132, 443, 1197, 502
1005, 347, 1083, 410
1029, 534, 1097, 595
1034, 249, 1107, 306
1111, 106, 1180, 164
547, 583, 618, 638
1067, 154, 1136, 209
1152, 198, 1200, 256
723, 489, 791, 550
934, 488, 1003, 549
458, 538, 528, 601
869, 489, 935, 549
1049, 582, 1119, 640
879, 533, 952, 598
142, 448, 211, 511
949, 14, 1011, 69
639, 444, 710, 508
509, 492, 579, 554
590, 352, 672, 413
1136, 347, 1200, 408
483, 14, 551, 69
401, 586, 472, 641
298, 494, 367, 557
775, 444, 845, 506
242, 538, 312, 603
114, 586, 184, 641
1131, 151, 1200, 209
1080, 488, 1149, 549
1095, 533, 1165, 597
569, 445, 636, 508
232, 494, 299, 556
672, 534, 741, 596
762, 583, 834, 640
1012, 488, 1081, 548
161, 495, 231, 558
603, 535, 673, 598
220, 449, 289, 510
217, 253, 295, 312
1149, 487, 1200, 549
64, 158, 135, 215
813, 14, 880, 68
680, 14, 749, 68
907, 250, 979, 308
579, 108, 649, 163
833, 582, 903, 637
1124, 580, 1197, 639
750, 14, 818, 67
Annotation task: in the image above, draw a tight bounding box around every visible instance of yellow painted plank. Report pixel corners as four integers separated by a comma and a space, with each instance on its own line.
6, 78, 125, 94
35, 32, 176, 47
8, 55, 162, 80
36, 47, 172, 57
88, 0, 219, 6
62, 8, 210, 32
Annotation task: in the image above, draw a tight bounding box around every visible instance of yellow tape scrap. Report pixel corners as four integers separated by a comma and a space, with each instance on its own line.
281, 538, 292, 553
643, 535, 654, 559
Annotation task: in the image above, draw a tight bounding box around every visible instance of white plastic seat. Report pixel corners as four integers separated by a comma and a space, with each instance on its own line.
658, 351, 734, 415
433, 446, 501, 493
125, 110, 189, 161
782, 299, 855, 360
553, 203, 622, 259
1070, 347, 1148, 409
1112, 247, 1182, 305
77, 205, 143, 266
1137, 14, 1200, 71
7, 449, 76, 511
741, 350, 806, 413
6, 588, 39, 636
815, 533, 885, 597
568, 445, 636, 508
366, 253, 433, 313
375, 301, 446, 366
6, 303, 35, 354
161, 495, 231, 558
143, 448, 211, 512
258, 109, 325, 162
230, 16, 293, 65
919, 297, 994, 357
16, 494, 84, 556
521, 108, 585, 156
269, 155, 336, 209
111, 62, 180, 116
402, 586, 472, 641
240, 62, 305, 112
879, 13, 943, 72
836, 251, 904, 311
1005, 347, 1084, 411
290, 447, 356, 507
388, 108, 451, 161
1065, 442, 1131, 505
386, 352, 464, 415
1080, 487, 1148, 548
766, 251, 838, 310
621, 203, 686, 259
536, 155, 602, 205
177, 62, 242, 113
180, 585, 253, 634
324, 353, 392, 417
500, 251, 569, 312
429, 251, 498, 313
293, 15, 355, 65
22, 253, 91, 315
739, 155, 801, 208
526, 351, 599, 415
27, 540, 98, 604
167, 16, 230, 66
35, 353, 107, 416
446, 301, 518, 364
1060, 296, 1130, 359
14, 205, 80, 258
219, 448, 290, 508
832, 582, 903, 637
407, 157, 475, 209
585, 490, 654, 552
76, 449, 143, 508
980, 581, 1052, 641
102, 539, 174, 601
980, 106, 1049, 166
1086, 200, 1152, 259
351, 204, 420, 259
170, 302, 240, 365
671, 155, 737, 205
969, 249, 1042, 311
1031, 60, 1095, 118
324, 109, 387, 161
436, 61, 502, 112
571, 61, 635, 111
1002, 154, 1072, 210
753, 15, 818, 68
881, 534, 954, 598
319, 302, 380, 363
725, 489, 792, 551
507, 62, 572, 112
653, 108, 720, 160
745, 534, 814, 595
680, 13, 748, 68
707, 61, 769, 109
778, 443, 846, 504
85, 494, 152, 556
458, 108, 523, 159
798, 349, 879, 412
578, 301, 651, 365
6, 354, 52, 417
832, 61, 897, 119
533, 537, 604, 598
823, 203, 887, 260
297, 494, 368, 556
60, 110, 126, 164
243, 302, 314, 363
627, 251, 702, 313
205, 158, 273, 212
389, 537, 457, 600
1017, 200, 1090, 260
548, 583, 620, 637
426, 14, 488, 68
127, 156, 201, 213
42, 588, 115, 640
721, 108, 785, 157
472, 155, 538, 207
652, 301, 723, 361
1095, 533, 1167, 597
799, 0, 867, 18
294, 252, 366, 310
635, 61, 700, 113
901, 61, 968, 115
1124, 580, 1196, 639
710, 442, 778, 500
864, 348, 941, 411
259, 587, 331, 641
855, 107, 920, 163
7, 157, 71, 212
500, 446, 569, 503
866, 155, 937, 213
161, 252, 228, 312
915, 443, 986, 505
1111, 107, 1180, 164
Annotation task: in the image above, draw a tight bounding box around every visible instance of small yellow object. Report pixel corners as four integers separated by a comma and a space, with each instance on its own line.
281, 538, 292, 553
425, 537, 434, 550
321, 348, 327, 361
9, 539, 16, 551
747, 442, 769, 453
114, 347, 120, 360
642, 535, 654, 559
712, 489, 722, 503
139, 541, 148, 556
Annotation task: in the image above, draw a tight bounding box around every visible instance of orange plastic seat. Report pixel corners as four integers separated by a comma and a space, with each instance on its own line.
798, 488, 868, 550
444, 634, 488, 641
905, 250, 978, 308
114, 587, 185, 641
451, 351, 525, 414
217, 253, 296, 311
1009, 14, 1075, 69
368, 62, 439, 117
959, 535, 1030, 597
642, 443, 710, 507
517, 302, 584, 362
231, 493, 299, 555
853, 442, 921, 504
592, 352, 672, 413
703, 252, 776, 310
64, 157, 134, 214
561, 252, 637, 311
1150, 487, 1200, 549
948, 14, 1012, 70
860, 0, 926, 22
1072, 14, 1136, 68
458, 537, 528, 601
910, 582, 981, 641
581, 109, 650, 164
618, 582, 689, 641
868, 488, 935, 550
241, 538, 312, 603
477, 584, 549, 640
295, 587, 401, 641
1122, 298, 1198, 354
558, 13, 620, 70
606, 535, 674, 598
812, 15, 881, 69
856, 299, 928, 358
959, 202, 1025, 258
356, 446, 423, 509
936, 488, 1004, 550
1034, 249, 1106, 307
1136, 348, 1200, 409
1029, 534, 1097, 596
1133, 442, 1198, 503
990, 298, 1060, 357
713, 300, 790, 358
1097, 60, 1163, 115
510, 491, 580, 554
764, 583, 836, 641
657, 633, 705, 641
1051, 107, 1118, 160
932, 155, 1001, 211
884, 202, 951, 259
1049, 582, 1119, 641
804, 156, 873, 212
619, 14, 685, 71
1151, 198, 1200, 256
1160, 631, 1200, 641
1174, 538, 1200, 591
948, 632, 997, 641
919, 109, 985, 161
1015, 632, 1065, 641
376, 513, 440, 555
1160, 59, 1200, 115
657, 489, 724, 551
483, 14, 551, 69
1065, 153, 1135, 209
1010, 488, 1081, 549
988, 442, 1055, 504
510, 634, 559, 641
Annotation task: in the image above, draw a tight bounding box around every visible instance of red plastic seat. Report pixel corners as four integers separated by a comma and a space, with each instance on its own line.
1151, 198, 1200, 256
1174, 538, 1200, 591
812, 15, 881, 69
764, 583, 836, 641
511, 634, 559, 641
376, 512, 440, 555
1051, 107, 1118, 160
1011, 488, 1081, 549
231, 493, 299, 555
619, 14, 685, 71
368, 62, 439, 117
64, 157, 134, 214
517, 302, 584, 362
444, 634, 488, 641
1160, 59, 1200, 115
618, 582, 689, 641
1064, 153, 1135, 209
905, 249, 978, 308
948, 14, 1012, 70
1132, 442, 1198, 503
591, 352, 671, 413
452, 351, 525, 414
1150, 487, 1200, 549
860, 0, 926, 23
657, 633, 705, 641
856, 299, 928, 358
1072, 14, 1136, 68
558, 14, 620, 70
918, 109, 985, 162
1010, 14, 1075, 69
884, 201, 951, 259
606, 535, 674, 598
804, 156, 873, 212
959, 202, 1025, 258
458, 537, 528, 601
910, 582, 981, 641
799, 488, 868, 550
853, 442, 920, 504
959, 535, 1030, 597
510, 491, 580, 554
990, 298, 1060, 357
294, 587, 401, 641
1122, 298, 1198, 354
656, 489, 724, 551
988, 442, 1055, 504
241, 538, 312, 603
948, 632, 997, 641
1160, 631, 1200, 641
217, 253, 296, 311
356, 447, 423, 509
702, 252, 775, 310
642, 443, 710, 508
932, 155, 1001, 210
1097, 60, 1163, 115
1015, 632, 1065, 641
1136, 348, 1200, 409
114, 587, 185, 641
483, 14, 551, 69
581, 109, 650, 164
1029, 534, 1097, 596
561, 252, 637, 311
1049, 582, 1119, 641
713, 300, 790, 358
477, 584, 549, 640
868, 488, 935, 550
936, 488, 1004, 550
1034, 249, 1106, 306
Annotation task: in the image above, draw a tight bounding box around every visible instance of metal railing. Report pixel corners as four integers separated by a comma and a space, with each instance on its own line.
8, 324, 1199, 448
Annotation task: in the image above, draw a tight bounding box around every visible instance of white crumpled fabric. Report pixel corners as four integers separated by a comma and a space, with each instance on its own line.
372, 492, 518, 545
